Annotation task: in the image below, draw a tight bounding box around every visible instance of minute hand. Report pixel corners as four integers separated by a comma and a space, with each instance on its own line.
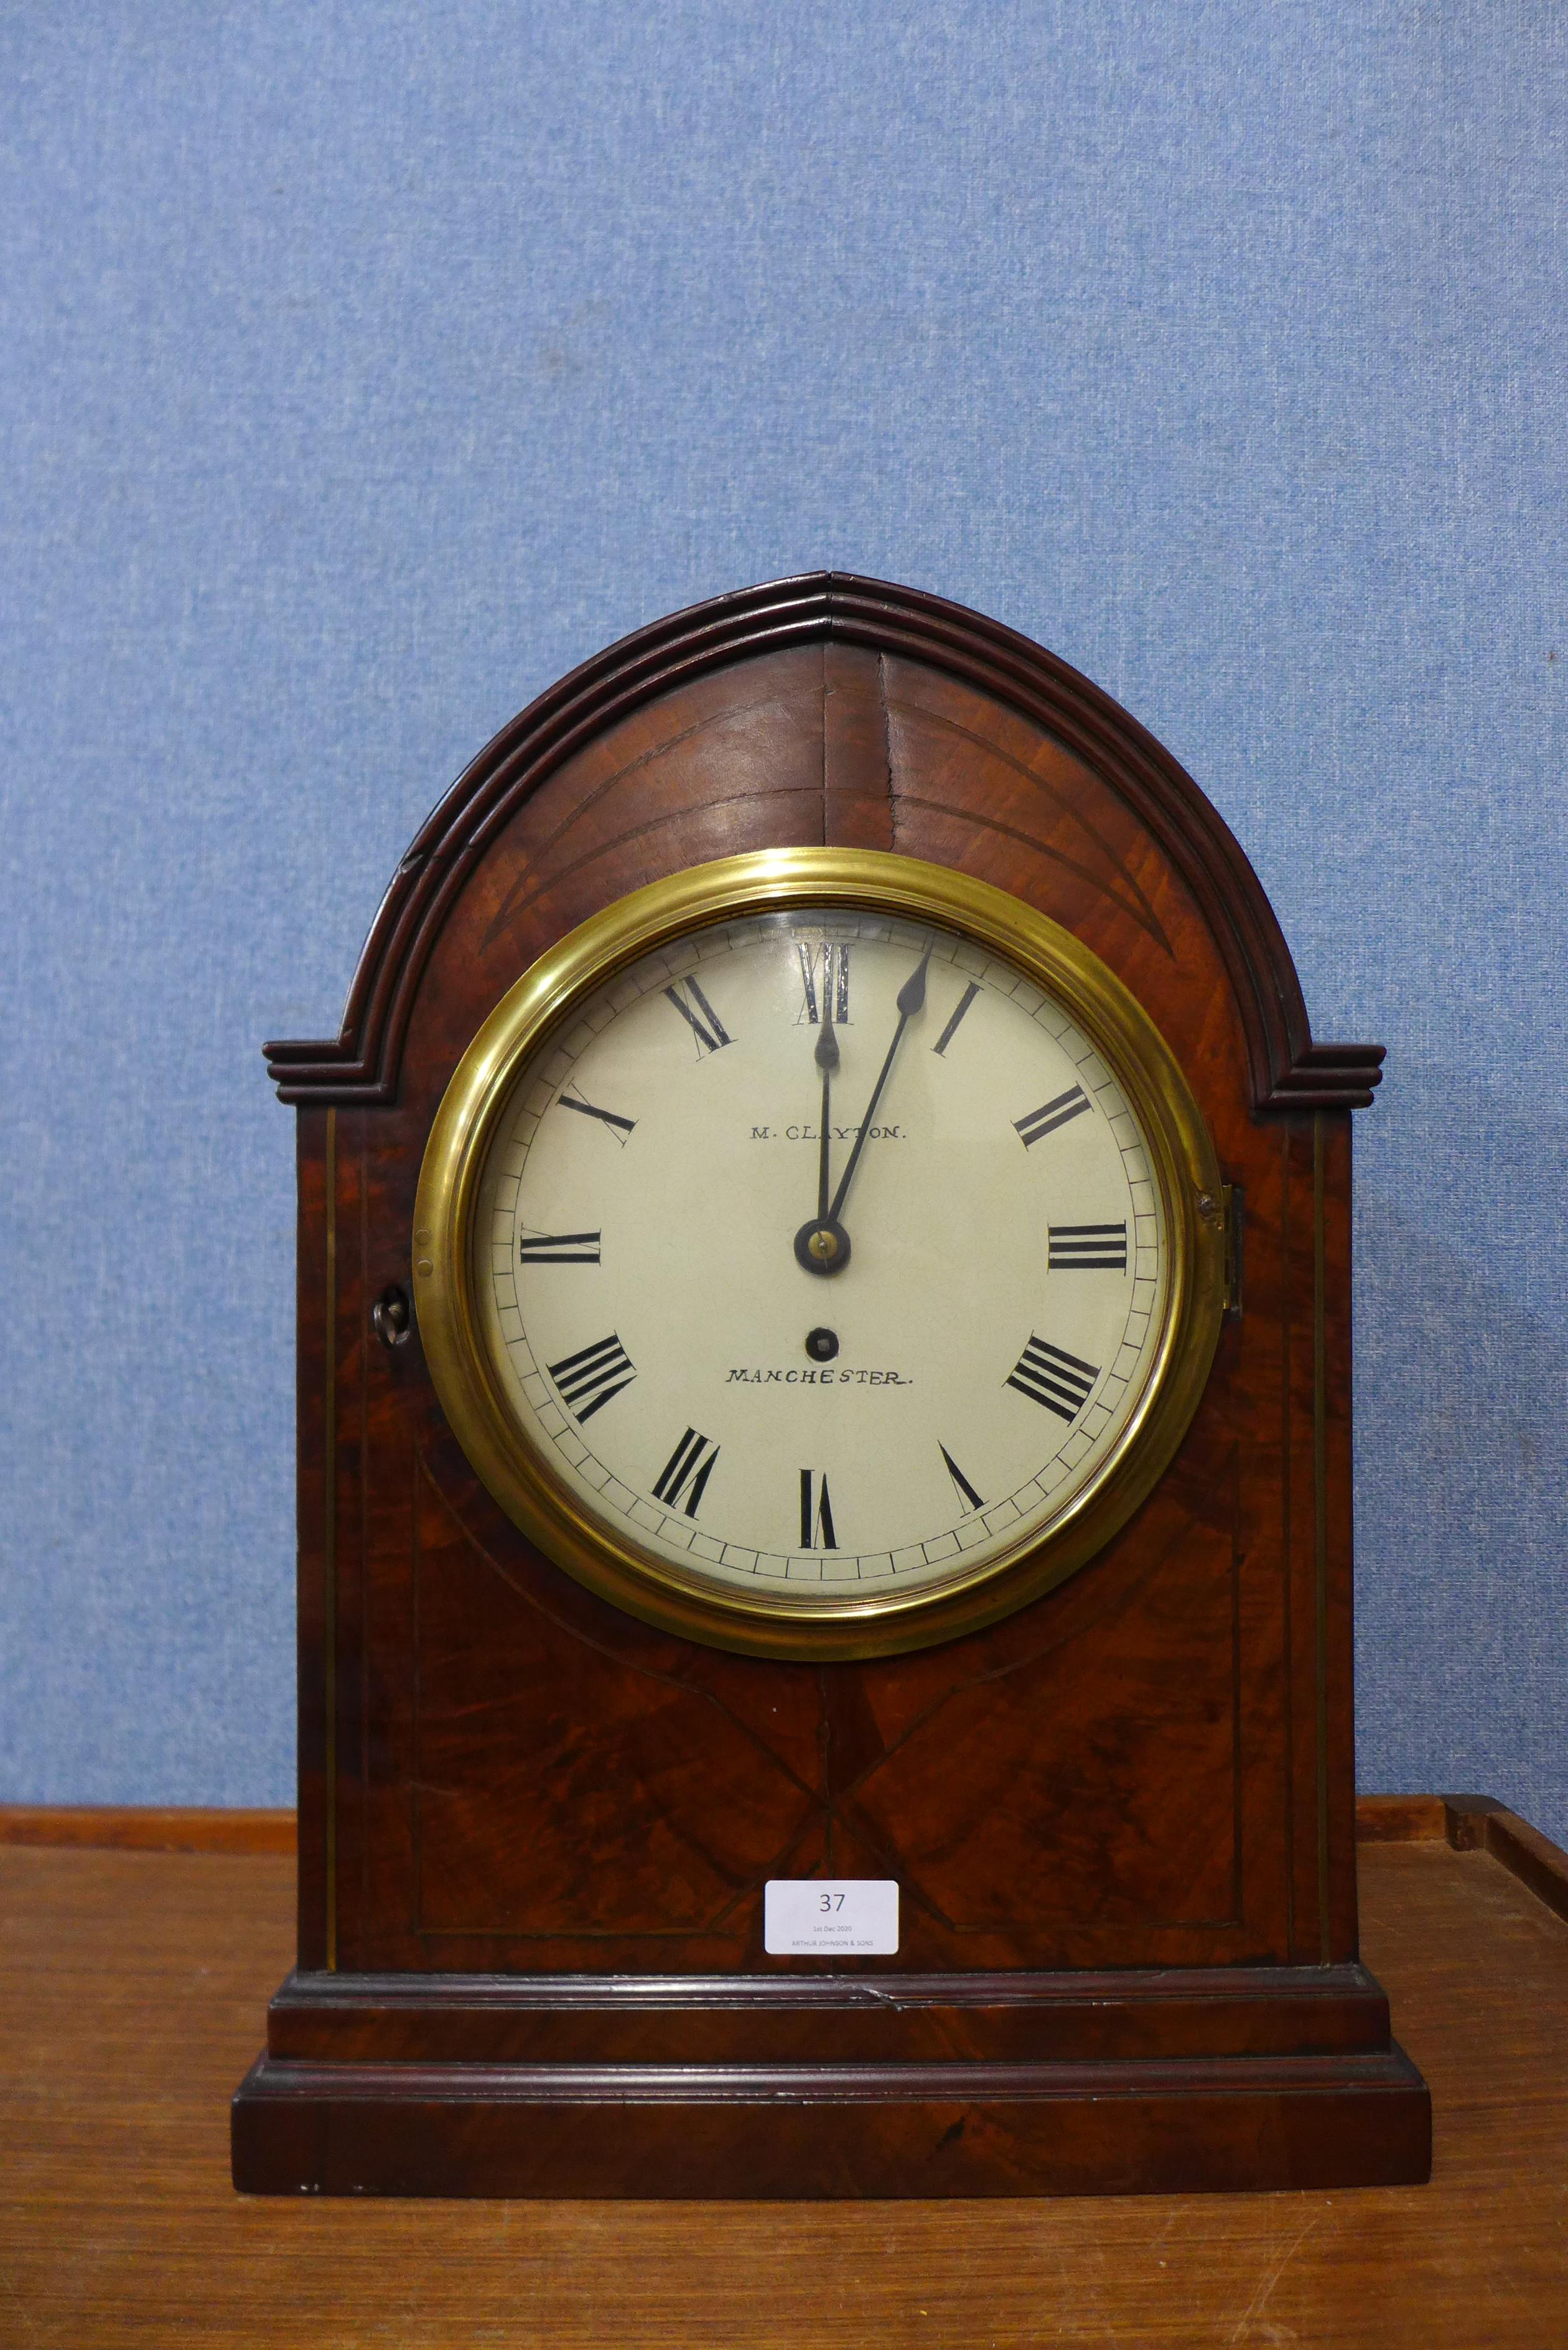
828, 950, 930, 1224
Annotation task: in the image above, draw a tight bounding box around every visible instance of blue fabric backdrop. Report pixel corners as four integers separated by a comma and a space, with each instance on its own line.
1, 4, 1562, 1833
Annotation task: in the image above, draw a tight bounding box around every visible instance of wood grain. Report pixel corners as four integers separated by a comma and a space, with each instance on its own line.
1, 1836, 1562, 2346
1441, 1797, 1568, 1926
252, 589, 1411, 2189
263, 574, 1384, 1111
0, 1794, 1474, 1858
0, 1805, 296, 1854
278, 630, 1374, 1983
1354, 1795, 1448, 1843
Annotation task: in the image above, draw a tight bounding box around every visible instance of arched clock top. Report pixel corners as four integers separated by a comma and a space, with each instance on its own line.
263, 573, 1384, 1113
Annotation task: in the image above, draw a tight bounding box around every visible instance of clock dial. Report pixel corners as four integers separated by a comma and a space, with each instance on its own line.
468, 906, 1173, 1608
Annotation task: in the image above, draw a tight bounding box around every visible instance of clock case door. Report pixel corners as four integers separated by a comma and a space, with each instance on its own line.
234, 574, 1429, 2196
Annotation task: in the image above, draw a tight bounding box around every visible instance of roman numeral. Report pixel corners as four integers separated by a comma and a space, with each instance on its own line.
940, 1444, 984, 1513
665, 976, 732, 1056
1048, 1221, 1128, 1271
799, 1469, 838, 1550
652, 1426, 720, 1517
548, 1333, 635, 1422
1015, 1086, 1091, 1147
517, 1230, 601, 1265
1006, 1336, 1099, 1423
796, 942, 851, 1025
932, 980, 980, 1057
559, 1090, 636, 1142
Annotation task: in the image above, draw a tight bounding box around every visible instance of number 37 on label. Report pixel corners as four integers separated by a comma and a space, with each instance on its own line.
763, 1879, 900, 1955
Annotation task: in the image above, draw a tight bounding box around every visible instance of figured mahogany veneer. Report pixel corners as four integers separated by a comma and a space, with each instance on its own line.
236, 574, 1425, 2195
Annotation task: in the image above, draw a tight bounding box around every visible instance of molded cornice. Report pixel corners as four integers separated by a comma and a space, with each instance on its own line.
264, 574, 1383, 1113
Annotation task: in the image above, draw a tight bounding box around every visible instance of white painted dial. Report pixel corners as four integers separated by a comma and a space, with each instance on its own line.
470, 905, 1170, 1608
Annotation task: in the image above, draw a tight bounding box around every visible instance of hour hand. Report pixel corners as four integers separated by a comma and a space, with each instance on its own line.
814, 1008, 838, 1222
796, 998, 848, 1273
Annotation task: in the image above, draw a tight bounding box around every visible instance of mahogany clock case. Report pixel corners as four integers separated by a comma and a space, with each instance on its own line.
235, 573, 1429, 2197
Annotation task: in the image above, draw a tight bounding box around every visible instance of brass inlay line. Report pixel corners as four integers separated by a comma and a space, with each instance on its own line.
324, 1107, 338, 1973
1279, 1126, 1294, 1954
1221, 1181, 1244, 1318
1312, 1112, 1330, 1964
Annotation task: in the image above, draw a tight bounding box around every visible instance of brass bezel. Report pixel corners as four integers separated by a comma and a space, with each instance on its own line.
413, 850, 1225, 1660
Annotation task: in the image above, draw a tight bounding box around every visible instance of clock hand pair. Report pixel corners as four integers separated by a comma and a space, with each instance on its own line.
793, 947, 930, 1279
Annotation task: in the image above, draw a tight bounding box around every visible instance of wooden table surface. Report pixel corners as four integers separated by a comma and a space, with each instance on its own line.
2, 1810, 1566, 2346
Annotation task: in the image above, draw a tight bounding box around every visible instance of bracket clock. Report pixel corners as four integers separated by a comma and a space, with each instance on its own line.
233, 574, 1430, 2196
